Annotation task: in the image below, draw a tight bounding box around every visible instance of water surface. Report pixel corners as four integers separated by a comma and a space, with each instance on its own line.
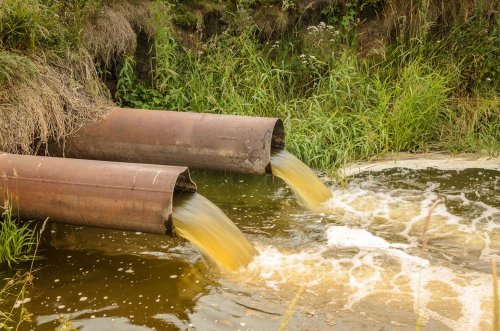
1, 163, 499, 330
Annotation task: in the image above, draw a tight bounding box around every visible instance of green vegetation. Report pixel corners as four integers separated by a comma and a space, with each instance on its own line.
1, 0, 498, 171
0, 203, 45, 330
0, 202, 36, 267
115, 0, 499, 173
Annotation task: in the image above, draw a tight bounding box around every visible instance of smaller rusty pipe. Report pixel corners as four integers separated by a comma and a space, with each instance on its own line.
0, 153, 195, 235
49, 107, 285, 175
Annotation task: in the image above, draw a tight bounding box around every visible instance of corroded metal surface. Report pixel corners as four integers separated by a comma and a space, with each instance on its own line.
51, 107, 285, 175
0, 153, 196, 235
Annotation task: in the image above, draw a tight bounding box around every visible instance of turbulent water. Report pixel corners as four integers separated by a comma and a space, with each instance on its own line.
226, 167, 500, 330
271, 149, 332, 209
172, 192, 257, 272
169, 149, 332, 273
3, 159, 499, 330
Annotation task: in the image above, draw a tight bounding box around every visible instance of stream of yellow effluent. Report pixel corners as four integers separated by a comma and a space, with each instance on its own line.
173, 149, 332, 272
270, 149, 332, 209
172, 192, 257, 272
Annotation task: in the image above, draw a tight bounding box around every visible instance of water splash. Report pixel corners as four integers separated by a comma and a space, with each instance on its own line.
236, 225, 494, 331
271, 150, 332, 209
172, 192, 257, 272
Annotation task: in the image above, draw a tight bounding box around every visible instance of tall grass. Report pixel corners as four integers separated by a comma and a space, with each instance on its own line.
493, 260, 500, 331
116, 17, 474, 173
0, 202, 36, 268
112, 1, 498, 173
0, 215, 47, 330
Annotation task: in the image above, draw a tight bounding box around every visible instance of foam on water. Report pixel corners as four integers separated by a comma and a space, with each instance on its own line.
322, 174, 500, 264
232, 167, 499, 329
239, 224, 494, 330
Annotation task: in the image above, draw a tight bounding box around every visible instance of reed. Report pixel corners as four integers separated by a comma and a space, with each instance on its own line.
420, 199, 442, 254
278, 285, 305, 331
493, 260, 499, 331
0, 217, 47, 330
0, 202, 36, 268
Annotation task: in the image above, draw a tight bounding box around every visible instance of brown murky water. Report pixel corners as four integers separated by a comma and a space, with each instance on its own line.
1, 161, 499, 330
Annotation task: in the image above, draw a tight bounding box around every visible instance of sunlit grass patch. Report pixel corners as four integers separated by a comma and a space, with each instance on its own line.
0, 202, 36, 268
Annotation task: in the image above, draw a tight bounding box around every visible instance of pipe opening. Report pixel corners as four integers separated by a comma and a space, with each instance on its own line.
266, 119, 285, 174
173, 169, 197, 193
271, 119, 285, 150
166, 169, 197, 236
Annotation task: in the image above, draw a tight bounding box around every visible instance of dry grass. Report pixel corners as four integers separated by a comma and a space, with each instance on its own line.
382, 0, 498, 40
0, 51, 110, 154
0, 0, 157, 155
83, 0, 153, 66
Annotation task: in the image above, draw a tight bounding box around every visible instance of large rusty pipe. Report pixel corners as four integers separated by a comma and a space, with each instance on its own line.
0, 153, 195, 235
49, 107, 285, 175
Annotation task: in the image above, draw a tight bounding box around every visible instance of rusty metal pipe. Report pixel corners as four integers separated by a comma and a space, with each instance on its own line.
0, 153, 195, 235
49, 107, 285, 175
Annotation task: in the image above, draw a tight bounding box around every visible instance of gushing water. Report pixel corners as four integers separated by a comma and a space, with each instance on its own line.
172, 192, 257, 272
271, 149, 332, 209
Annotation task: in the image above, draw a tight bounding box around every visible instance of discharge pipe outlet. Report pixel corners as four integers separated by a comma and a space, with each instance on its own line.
50, 107, 285, 175
0, 153, 195, 235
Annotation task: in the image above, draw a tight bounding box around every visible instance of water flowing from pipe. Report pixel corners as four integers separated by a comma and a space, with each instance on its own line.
271, 150, 332, 209
172, 192, 257, 272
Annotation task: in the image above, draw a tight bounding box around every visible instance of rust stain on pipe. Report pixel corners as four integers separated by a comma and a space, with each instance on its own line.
50, 107, 285, 175
0, 153, 195, 235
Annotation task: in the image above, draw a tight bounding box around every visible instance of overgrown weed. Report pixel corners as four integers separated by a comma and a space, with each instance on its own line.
0, 0, 152, 155
0, 201, 36, 268
0, 203, 47, 330
116, 13, 487, 174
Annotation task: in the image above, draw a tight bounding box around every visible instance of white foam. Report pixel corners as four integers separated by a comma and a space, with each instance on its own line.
322, 172, 499, 262
235, 165, 499, 329
241, 222, 495, 330
342, 153, 500, 176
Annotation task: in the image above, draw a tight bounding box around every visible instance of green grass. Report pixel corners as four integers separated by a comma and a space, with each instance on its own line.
0, 202, 46, 330
0, 202, 36, 268
116, 13, 498, 174
0, 0, 498, 173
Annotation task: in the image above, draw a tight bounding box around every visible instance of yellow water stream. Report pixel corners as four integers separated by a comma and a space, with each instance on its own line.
172, 150, 332, 272
172, 192, 258, 272
271, 149, 332, 209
